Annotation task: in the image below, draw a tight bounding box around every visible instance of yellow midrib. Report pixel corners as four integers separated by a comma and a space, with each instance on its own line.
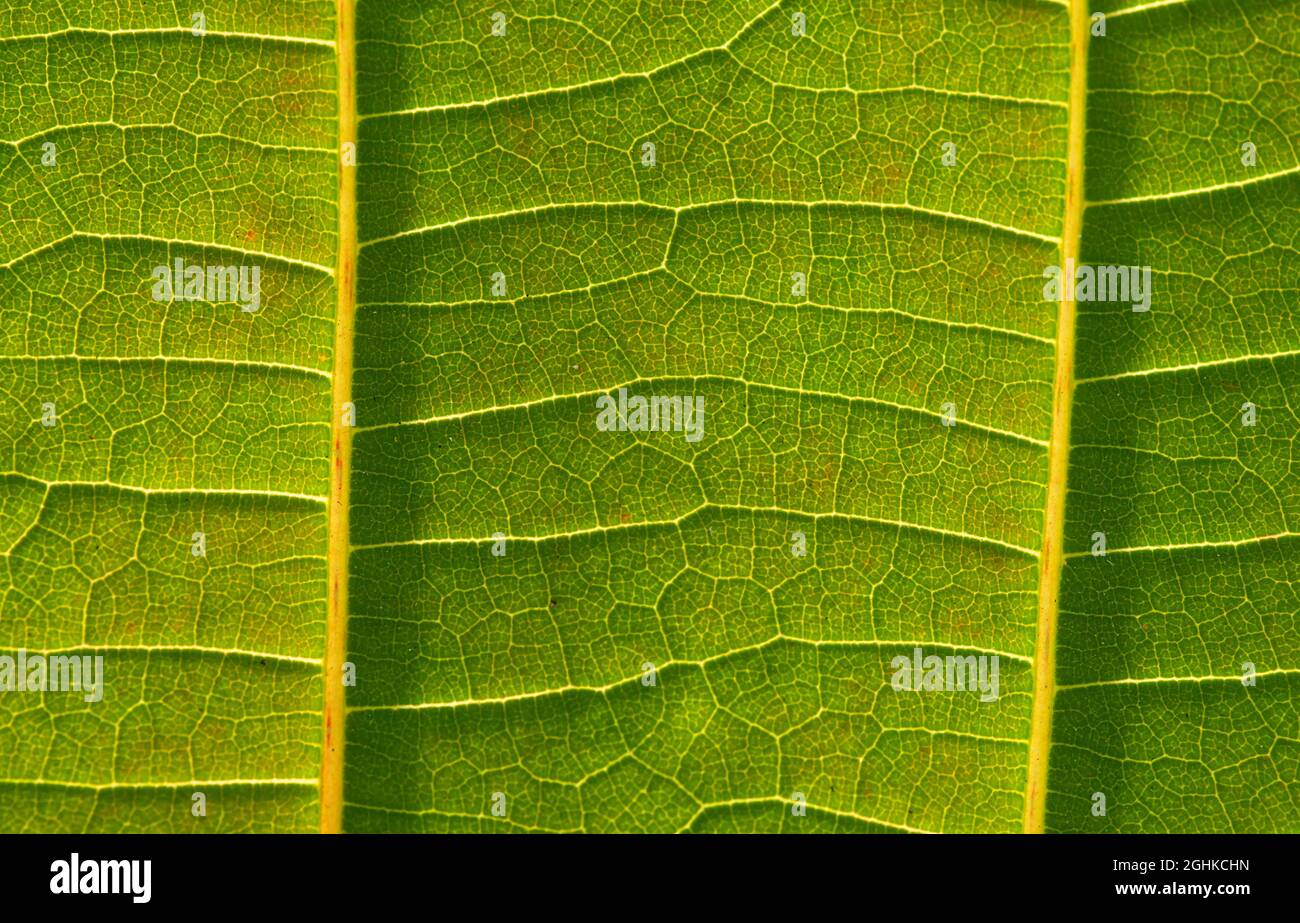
320, 0, 357, 834
1023, 0, 1089, 834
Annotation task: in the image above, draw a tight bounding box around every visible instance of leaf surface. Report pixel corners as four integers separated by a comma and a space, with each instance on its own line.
0, 0, 336, 831
0, 0, 1295, 833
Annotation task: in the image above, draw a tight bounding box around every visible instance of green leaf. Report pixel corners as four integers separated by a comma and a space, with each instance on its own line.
0, 0, 1295, 833
0, 1, 336, 831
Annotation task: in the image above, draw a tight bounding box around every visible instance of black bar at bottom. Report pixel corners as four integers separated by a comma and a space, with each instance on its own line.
0, 833, 1283, 911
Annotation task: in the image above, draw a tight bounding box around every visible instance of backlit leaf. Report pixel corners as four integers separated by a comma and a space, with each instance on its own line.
0, 0, 1294, 833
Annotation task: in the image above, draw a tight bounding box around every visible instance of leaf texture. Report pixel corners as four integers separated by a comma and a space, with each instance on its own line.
0, 0, 1295, 833
0, 0, 336, 831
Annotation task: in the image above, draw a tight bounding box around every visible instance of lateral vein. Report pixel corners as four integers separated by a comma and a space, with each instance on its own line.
1075, 348, 1300, 384
354, 374, 1050, 447
7, 645, 322, 666
1063, 533, 1300, 558
0, 28, 334, 46
1058, 669, 1300, 692
1087, 163, 1300, 207
349, 502, 1042, 559
0, 475, 327, 503
358, 199, 1060, 249
348, 637, 1032, 712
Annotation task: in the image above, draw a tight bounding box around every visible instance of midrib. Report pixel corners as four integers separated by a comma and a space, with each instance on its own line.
1023, 0, 1089, 834
320, 0, 357, 834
